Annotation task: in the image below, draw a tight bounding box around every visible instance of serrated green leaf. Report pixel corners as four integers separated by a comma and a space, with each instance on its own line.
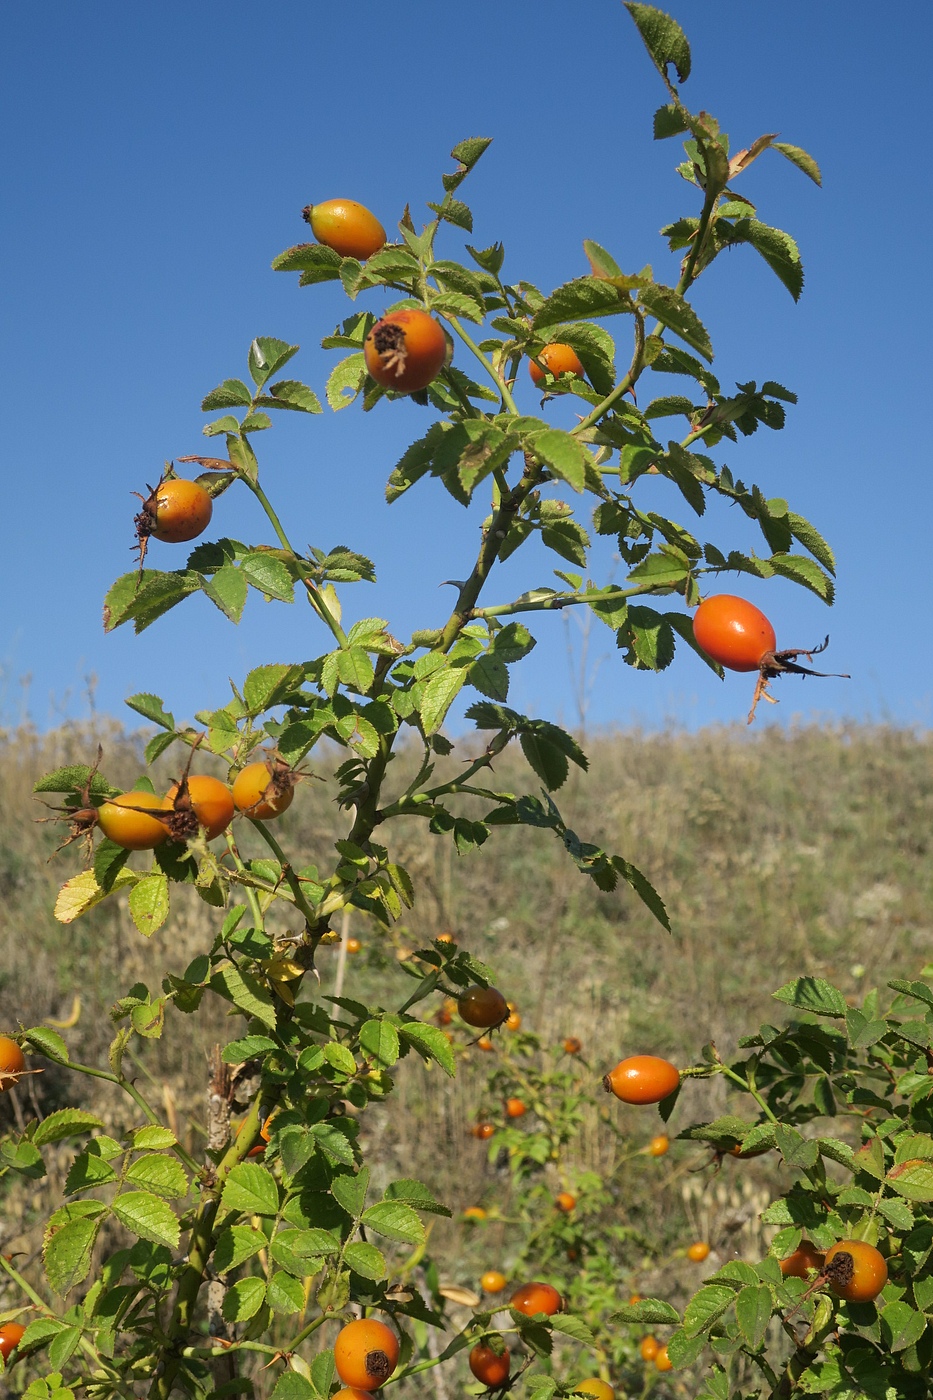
683, 1284, 735, 1336
420, 666, 467, 735
111, 1191, 179, 1249
625, 2, 691, 83
35, 1110, 105, 1147
344, 1240, 387, 1280
125, 1153, 188, 1200
773, 142, 822, 186
223, 1275, 267, 1323
735, 1283, 773, 1348
221, 1161, 280, 1217
128, 873, 169, 938
639, 284, 712, 359
772, 978, 846, 1018
360, 1019, 400, 1067
398, 1021, 456, 1076
361, 1200, 425, 1244
201, 563, 248, 624
241, 553, 295, 603
533, 276, 630, 330
210, 966, 277, 1028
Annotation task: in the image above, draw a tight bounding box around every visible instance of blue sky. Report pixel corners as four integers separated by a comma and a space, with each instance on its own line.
2, 1, 930, 736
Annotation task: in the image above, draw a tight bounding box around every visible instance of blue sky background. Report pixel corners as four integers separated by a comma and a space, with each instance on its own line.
2, 1, 930, 737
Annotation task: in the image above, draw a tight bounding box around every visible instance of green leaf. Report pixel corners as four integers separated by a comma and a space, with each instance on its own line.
222, 1161, 280, 1217
267, 1270, 305, 1316
210, 966, 277, 1029
125, 693, 174, 730
667, 1329, 707, 1367
272, 241, 341, 277
772, 977, 846, 1018
258, 379, 322, 414
361, 1200, 425, 1245
244, 662, 302, 713
47, 1327, 82, 1371
64, 1151, 117, 1194
111, 1192, 180, 1249
880, 1299, 926, 1352
269, 1228, 338, 1275
201, 564, 248, 624
683, 1284, 735, 1336
727, 219, 804, 302
530, 428, 588, 492
201, 378, 252, 411
786, 512, 836, 575
35, 1110, 105, 1147
128, 873, 169, 938
327, 352, 367, 410
248, 337, 299, 388
768, 552, 834, 603
270, 1374, 316, 1400
125, 1154, 188, 1200
23, 1026, 68, 1064
520, 732, 570, 792
773, 142, 822, 186
43, 1206, 105, 1294
344, 1241, 387, 1280
624, 3, 691, 84
735, 1283, 773, 1348
223, 1275, 267, 1323
653, 102, 690, 139
420, 666, 467, 735
611, 1298, 680, 1325
323, 1041, 357, 1076
398, 1021, 456, 1076
102, 569, 201, 634
360, 1019, 400, 1067
384, 1178, 451, 1217
887, 1160, 933, 1203
242, 553, 295, 603
532, 276, 631, 330
214, 1226, 268, 1274
639, 285, 712, 360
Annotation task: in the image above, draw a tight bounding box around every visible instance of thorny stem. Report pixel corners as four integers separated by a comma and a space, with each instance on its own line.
223, 829, 265, 930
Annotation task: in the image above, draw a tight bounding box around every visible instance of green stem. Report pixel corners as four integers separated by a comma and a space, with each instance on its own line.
244, 477, 348, 647
718, 1064, 779, 1124
437, 454, 543, 652
248, 819, 319, 929
472, 581, 652, 623
224, 829, 265, 930
571, 309, 645, 436
285, 1311, 330, 1352
444, 316, 518, 415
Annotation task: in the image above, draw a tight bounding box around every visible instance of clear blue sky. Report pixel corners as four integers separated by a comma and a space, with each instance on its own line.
2, 1, 930, 736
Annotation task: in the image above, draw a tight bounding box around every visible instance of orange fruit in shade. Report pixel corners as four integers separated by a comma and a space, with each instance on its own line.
0, 1039, 26, 1092
364, 309, 448, 394
334, 1318, 400, 1390
464, 1207, 487, 1221
562, 1037, 582, 1054
505, 1011, 522, 1030
654, 1345, 672, 1372
0, 1322, 26, 1360
574, 1381, 614, 1400
96, 791, 172, 850
603, 1055, 680, 1105
231, 761, 295, 820
457, 986, 509, 1029
346, 938, 363, 954
529, 342, 585, 385
333, 1391, 376, 1400
639, 1336, 659, 1362
628, 1294, 642, 1305
687, 1241, 711, 1262
477, 1036, 495, 1052
510, 1282, 563, 1317
779, 1241, 825, 1279
469, 1343, 510, 1387
304, 199, 387, 260
505, 1098, 527, 1119
481, 1270, 507, 1294
692, 595, 777, 673
648, 1134, 670, 1157
471, 1123, 495, 1141
167, 775, 235, 841
555, 1192, 577, 1213
824, 1240, 888, 1302
436, 932, 455, 944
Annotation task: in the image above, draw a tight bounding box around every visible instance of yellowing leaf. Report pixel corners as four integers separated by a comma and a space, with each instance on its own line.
54, 868, 136, 924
